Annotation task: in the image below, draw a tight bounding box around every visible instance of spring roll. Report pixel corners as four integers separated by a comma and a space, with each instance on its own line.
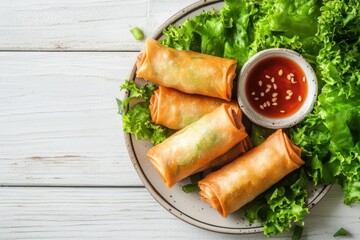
150, 86, 239, 130
147, 104, 248, 188
198, 129, 304, 217
195, 136, 252, 173
136, 39, 237, 101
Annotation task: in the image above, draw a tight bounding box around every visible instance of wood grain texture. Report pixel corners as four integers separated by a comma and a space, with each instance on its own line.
0, 52, 142, 186
0, 185, 359, 240
0, 0, 196, 51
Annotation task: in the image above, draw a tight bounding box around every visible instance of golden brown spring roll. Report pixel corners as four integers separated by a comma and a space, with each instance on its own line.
198, 129, 304, 217
136, 39, 237, 101
150, 86, 239, 130
147, 104, 248, 188
195, 136, 253, 173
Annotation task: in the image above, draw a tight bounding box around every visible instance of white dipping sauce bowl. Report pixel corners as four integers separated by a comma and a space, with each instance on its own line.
237, 48, 318, 129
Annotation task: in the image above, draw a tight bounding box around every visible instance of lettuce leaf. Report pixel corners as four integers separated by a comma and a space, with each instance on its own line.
221, 0, 258, 67
243, 169, 309, 235
161, 10, 225, 56
117, 81, 173, 145
250, 124, 276, 147
117, 80, 156, 115
334, 227, 349, 237
122, 102, 173, 145
291, 0, 360, 204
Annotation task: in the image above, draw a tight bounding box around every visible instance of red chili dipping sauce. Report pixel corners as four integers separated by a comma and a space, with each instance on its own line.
246, 56, 308, 118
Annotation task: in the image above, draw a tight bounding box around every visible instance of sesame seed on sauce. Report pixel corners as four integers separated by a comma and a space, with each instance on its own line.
246, 56, 308, 118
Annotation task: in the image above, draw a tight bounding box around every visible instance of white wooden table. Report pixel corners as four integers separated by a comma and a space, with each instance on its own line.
0, 1, 359, 239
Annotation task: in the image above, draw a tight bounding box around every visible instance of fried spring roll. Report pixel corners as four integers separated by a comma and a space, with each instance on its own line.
136, 39, 237, 101
195, 136, 253, 173
150, 86, 239, 130
198, 129, 304, 217
147, 104, 248, 188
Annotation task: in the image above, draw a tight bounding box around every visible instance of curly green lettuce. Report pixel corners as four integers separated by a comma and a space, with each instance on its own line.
122, 102, 173, 145
243, 169, 309, 235
291, 0, 360, 204
117, 80, 173, 145
117, 80, 156, 115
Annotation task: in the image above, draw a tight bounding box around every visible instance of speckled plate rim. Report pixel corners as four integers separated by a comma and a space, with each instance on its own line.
124, 0, 332, 234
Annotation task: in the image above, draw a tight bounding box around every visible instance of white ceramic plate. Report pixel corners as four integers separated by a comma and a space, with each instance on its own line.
124, 0, 331, 234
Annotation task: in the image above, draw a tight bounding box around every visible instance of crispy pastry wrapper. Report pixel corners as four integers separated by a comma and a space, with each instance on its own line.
136, 39, 237, 101
195, 136, 253, 173
198, 129, 304, 217
147, 104, 248, 188
149, 86, 239, 130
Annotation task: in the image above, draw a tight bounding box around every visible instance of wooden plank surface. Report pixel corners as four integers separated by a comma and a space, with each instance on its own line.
0, 0, 196, 51
0, 185, 359, 240
0, 52, 142, 186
